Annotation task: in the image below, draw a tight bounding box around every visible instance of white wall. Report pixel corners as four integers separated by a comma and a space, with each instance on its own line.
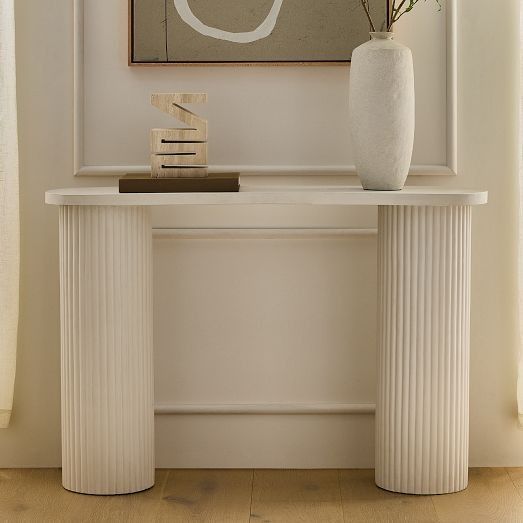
0, 0, 521, 468
82, 0, 446, 169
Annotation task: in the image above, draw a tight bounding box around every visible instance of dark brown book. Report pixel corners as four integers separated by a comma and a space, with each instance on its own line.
119, 173, 240, 193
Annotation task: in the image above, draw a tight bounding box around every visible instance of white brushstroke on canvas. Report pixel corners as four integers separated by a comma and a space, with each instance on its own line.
172, 0, 283, 43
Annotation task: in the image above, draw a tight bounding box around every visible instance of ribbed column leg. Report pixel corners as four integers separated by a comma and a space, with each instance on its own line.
375, 205, 471, 495
58, 205, 154, 495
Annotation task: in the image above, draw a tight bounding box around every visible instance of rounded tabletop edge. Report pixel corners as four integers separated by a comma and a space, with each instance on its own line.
45, 188, 489, 207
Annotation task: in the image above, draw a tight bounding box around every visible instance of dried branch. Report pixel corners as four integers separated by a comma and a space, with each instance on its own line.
360, 0, 376, 32
355, 0, 442, 36
388, 0, 397, 30
388, 0, 442, 31
388, 0, 409, 30
391, 0, 420, 28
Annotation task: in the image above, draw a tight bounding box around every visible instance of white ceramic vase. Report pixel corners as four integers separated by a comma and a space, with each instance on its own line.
349, 32, 415, 191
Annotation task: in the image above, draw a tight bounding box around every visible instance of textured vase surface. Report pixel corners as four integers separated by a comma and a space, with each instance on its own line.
349, 32, 415, 191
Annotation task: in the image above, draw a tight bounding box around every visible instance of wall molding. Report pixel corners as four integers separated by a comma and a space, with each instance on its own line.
153, 227, 378, 240
154, 403, 376, 415
73, 0, 457, 177
75, 165, 457, 177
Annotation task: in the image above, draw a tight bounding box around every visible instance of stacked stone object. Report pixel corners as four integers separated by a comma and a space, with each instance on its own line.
150, 93, 208, 178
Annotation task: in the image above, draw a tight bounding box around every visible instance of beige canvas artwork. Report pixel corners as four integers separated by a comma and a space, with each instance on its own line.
130, 0, 389, 64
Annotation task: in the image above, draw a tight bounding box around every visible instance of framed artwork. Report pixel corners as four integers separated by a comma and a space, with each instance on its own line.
129, 0, 389, 65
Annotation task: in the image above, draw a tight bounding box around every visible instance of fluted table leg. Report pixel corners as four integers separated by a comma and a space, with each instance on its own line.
376, 205, 471, 495
58, 205, 154, 495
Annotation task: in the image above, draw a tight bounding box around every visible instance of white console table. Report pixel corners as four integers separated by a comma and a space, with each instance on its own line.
46, 185, 487, 496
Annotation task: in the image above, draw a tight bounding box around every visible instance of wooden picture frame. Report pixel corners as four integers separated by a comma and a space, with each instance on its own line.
128, 0, 391, 66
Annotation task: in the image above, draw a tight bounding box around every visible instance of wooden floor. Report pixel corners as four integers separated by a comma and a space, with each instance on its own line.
2, 468, 523, 522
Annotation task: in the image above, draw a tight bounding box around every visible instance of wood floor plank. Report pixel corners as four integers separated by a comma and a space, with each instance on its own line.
0, 468, 169, 522
339, 469, 438, 523
250, 469, 344, 523
159, 469, 252, 522
507, 468, 523, 489
0, 468, 92, 522
432, 468, 523, 523
3, 467, 523, 522
83, 469, 169, 522
0, 469, 93, 522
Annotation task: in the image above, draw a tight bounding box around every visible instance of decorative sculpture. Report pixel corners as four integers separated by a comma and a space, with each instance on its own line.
150, 93, 208, 178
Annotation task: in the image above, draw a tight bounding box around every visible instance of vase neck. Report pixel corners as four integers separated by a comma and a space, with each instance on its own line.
370, 32, 394, 40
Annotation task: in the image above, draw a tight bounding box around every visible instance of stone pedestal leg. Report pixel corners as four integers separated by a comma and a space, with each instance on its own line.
376, 205, 471, 495
58, 205, 154, 495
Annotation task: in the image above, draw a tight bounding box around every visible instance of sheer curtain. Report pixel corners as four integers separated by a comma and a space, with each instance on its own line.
0, 0, 19, 429
519, 0, 523, 424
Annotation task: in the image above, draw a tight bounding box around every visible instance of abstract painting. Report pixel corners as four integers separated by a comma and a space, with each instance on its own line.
130, 0, 389, 64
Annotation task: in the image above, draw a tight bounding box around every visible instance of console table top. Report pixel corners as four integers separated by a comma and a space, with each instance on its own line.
45, 185, 488, 207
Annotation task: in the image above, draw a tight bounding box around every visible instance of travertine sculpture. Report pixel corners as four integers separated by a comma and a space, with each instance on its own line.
150, 93, 208, 178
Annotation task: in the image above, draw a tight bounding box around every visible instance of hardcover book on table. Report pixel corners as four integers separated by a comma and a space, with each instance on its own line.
119, 173, 240, 193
